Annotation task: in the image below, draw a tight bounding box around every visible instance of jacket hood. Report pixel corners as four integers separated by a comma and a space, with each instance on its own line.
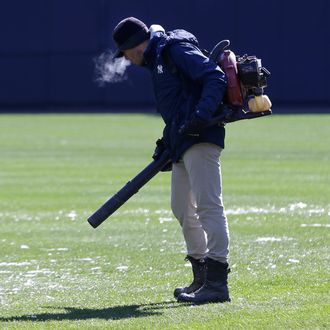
144, 29, 199, 68
158, 29, 200, 60
164, 29, 199, 48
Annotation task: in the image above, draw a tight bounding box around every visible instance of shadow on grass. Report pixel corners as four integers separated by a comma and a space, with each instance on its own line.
0, 301, 184, 322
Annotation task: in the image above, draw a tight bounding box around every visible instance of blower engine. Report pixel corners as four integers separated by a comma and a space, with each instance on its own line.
210, 40, 272, 113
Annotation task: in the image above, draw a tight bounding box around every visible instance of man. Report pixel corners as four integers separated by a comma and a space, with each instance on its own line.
112, 17, 230, 304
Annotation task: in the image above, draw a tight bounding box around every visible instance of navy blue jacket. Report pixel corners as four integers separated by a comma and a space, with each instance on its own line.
143, 29, 227, 162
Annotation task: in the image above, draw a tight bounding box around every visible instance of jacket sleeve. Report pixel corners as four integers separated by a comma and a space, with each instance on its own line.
168, 42, 227, 120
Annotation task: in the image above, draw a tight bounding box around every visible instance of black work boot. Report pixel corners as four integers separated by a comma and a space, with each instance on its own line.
177, 257, 230, 304
173, 256, 206, 298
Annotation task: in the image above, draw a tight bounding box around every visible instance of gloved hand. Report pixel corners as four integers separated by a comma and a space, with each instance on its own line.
152, 138, 172, 171
178, 113, 208, 136
152, 138, 166, 160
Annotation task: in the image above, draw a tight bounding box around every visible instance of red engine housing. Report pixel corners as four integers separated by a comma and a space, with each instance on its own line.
219, 50, 243, 107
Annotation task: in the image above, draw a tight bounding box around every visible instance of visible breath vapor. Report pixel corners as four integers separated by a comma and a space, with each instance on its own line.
94, 51, 131, 86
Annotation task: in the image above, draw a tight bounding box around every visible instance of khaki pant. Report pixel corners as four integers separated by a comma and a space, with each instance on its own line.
171, 143, 229, 263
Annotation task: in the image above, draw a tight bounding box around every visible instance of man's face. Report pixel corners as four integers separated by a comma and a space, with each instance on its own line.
123, 41, 148, 66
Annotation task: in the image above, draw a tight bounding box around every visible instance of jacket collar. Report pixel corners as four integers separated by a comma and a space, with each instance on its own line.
143, 32, 166, 69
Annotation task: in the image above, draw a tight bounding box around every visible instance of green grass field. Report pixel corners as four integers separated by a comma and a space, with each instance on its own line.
0, 113, 329, 329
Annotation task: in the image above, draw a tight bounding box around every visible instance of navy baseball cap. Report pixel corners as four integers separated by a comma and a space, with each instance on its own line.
112, 17, 150, 58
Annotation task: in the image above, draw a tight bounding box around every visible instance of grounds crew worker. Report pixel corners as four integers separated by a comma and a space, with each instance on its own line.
112, 17, 230, 304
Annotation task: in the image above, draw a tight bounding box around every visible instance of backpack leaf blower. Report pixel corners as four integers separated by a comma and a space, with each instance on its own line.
210, 39, 272, 115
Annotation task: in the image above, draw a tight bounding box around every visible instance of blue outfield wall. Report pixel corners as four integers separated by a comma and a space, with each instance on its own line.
0, 0, 329, 111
